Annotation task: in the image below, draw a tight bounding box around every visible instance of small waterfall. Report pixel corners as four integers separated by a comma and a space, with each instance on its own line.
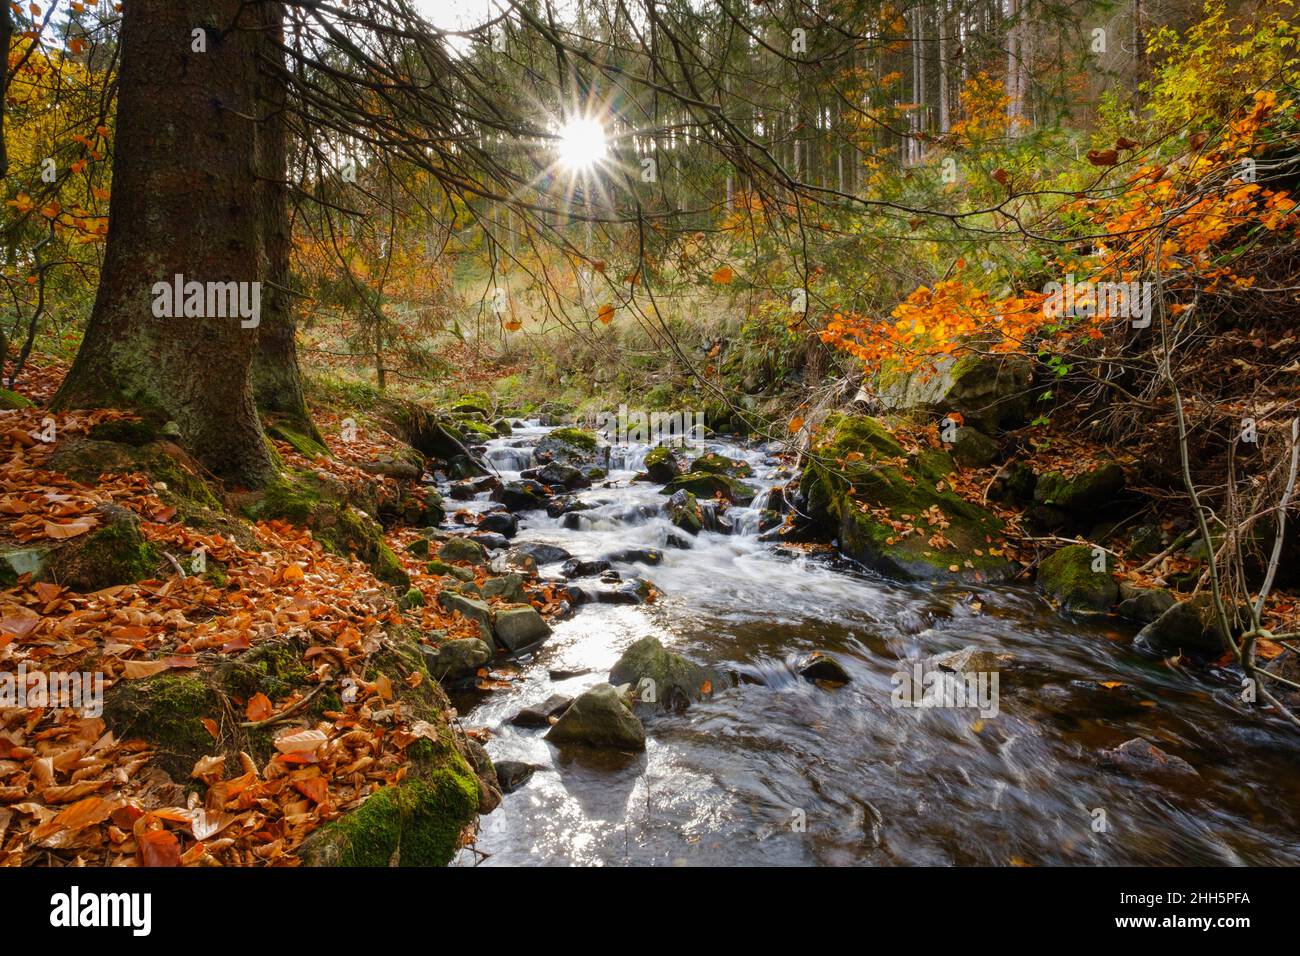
487, 446, 535, 472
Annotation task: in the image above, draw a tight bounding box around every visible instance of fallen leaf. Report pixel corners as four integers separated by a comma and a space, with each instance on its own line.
245, 693, 273, 722
139, 829, 181, 867
122, 659, 172, 680
273, 728, 328, 755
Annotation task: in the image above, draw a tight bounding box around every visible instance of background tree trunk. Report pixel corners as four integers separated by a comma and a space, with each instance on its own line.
53, 0, 276, 487
250, 1, 321, 443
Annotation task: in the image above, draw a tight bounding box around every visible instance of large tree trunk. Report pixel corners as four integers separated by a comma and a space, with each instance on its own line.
53, 0, 276, 488
250, 1, 321, 442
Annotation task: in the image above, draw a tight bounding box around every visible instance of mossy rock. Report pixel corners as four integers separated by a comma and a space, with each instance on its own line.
950, 427, 999, 468
877, 351, 1032, 433
103, 634, 329, 779
247, 470, 409, 588
802, 414, 1012, 583
406, 538, 430, 558
214, 637, 316, 714
426, 559, 476, 582
298, 760, 478, 867
449, 399, 491, 420
46, 504, 160, 592
545, 684, 645, 751
455, 418, 497, 440
0, 387, 34, 410
399, 587, 426, 610
643, 446, 683, 483
1037, 544, 1118, 612
689, 452, 753, 478
536, 427, 604, 469
1135, 593, 1237, 655
988, 460, 1037, 504
547, 426, 597, 451
480, 572, 526, 603
665, 490, 704, 535
661, 471, 756, 505
102, 672, 227, 781
608, 636, 727, 712
816, 412, 906, 460
1034, 462, 1125, 513
438, 536, 488, 566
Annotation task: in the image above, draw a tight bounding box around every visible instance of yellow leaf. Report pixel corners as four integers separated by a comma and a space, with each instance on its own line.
710, 265, 734, 285
788, 416, 804, 432
596, 303, 615, 324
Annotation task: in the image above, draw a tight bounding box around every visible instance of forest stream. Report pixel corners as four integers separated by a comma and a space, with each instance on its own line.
446, 424, 1300, 867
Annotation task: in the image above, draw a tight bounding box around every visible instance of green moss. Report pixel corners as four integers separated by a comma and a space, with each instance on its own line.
252, 471, 325, 524
455, 419, 497, 440
915, 449, 957, 481
1038, 544, 1118, 611
644, 446, 673, 468
267, 423, 330, 460
1034, 462, 1125, 511
60, 521, 160, 591
449, 398, 491, 419
547, 426, 598, 451
249, 470, 408, 588
406, 538, 431, 558
300, 688, 481, 866
50, 439, 221, 513
0, 388, 34, 410
426, 559, 475, 582
218, 639, 311, 703
399, 587, 426, 610
143, 450, 222, 512
801, 413, 1009, 581
819, 413, 905, 460
372, 541, 410, 588
303, 765, 478, 866
661, 471, 755, 504
690, 452, 753, 478
102, 673, 221, 780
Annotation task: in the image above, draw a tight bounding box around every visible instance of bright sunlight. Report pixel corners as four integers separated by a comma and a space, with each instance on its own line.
554, 116, 608, 172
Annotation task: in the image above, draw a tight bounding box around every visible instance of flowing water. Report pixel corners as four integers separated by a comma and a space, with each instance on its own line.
450, 424, 1300, 866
